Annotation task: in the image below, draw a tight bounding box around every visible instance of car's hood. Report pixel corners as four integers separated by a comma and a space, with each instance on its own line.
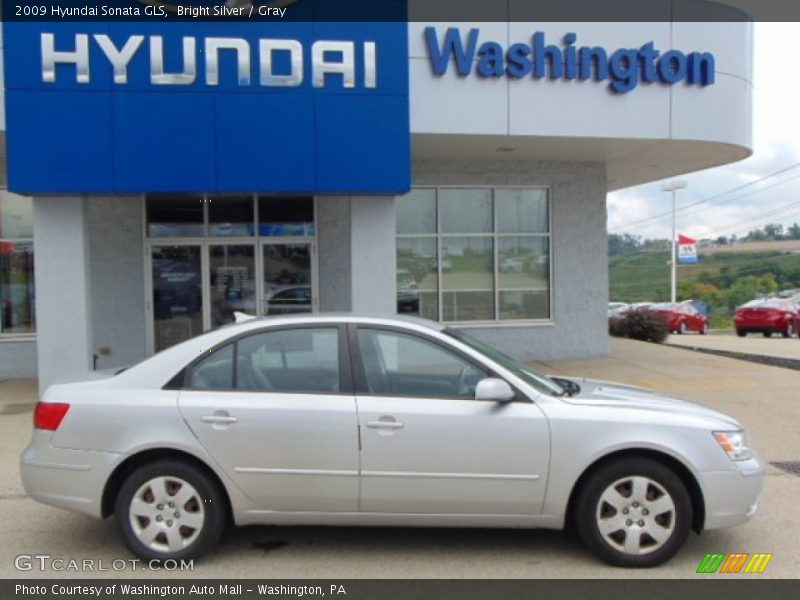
553, 376, 742, 429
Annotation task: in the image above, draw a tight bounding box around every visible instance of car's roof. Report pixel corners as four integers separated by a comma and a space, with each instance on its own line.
226, 312, 446, 332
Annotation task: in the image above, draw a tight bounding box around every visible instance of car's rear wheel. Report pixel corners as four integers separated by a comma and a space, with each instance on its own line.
763, 331, 773, 338
574, 457, 692, 567
114, 459, 226, 561
678, 321, 687, 335
736, 329, 746, 337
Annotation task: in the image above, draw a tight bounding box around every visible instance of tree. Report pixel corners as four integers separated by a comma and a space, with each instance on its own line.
679, 281, 721, 306
787, 223, 800, 240
763, 223, 784, 240
723, 274, 779, 309
608, 233, 642, 256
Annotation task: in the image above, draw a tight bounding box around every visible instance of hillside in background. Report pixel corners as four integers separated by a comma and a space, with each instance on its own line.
609, 244, 800, 311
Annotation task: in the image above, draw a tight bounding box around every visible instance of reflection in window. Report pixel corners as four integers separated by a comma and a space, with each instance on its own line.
151, 245, 203, 351
259, 196, 315, 237
356, 328, 486, 398
236, 328, 340, 393
0, 191, 34, 239
190, 344, 234, 390
396, 188, 436, 234
0, 241, 35, 335
209, 196, 255, 237
440, 188, 492, 233
147, 195, 204, 238
395, 188, 551, 322
441, 237, 494, 321
210, 245, 256, 328
396, 238, 438, 320
496, 189, 548, 233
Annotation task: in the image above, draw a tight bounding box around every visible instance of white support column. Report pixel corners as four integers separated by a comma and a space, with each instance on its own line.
33, 196, 94, 393
350, 196, 396, 314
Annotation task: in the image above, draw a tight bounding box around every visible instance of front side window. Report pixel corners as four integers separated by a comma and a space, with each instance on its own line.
396, 187, 551, 322
0, 191, 36, 336
356, 328, 486, 399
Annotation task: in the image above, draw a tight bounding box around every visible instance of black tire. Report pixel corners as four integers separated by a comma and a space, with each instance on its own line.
736, 329, 746, 338
574, 456, 693, 568
763, 331, 773, 338
782, 322, 795, 339
114, 459, 227, 562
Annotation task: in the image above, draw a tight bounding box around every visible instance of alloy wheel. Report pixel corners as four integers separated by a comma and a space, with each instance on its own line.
128, 476, 206, 553
595, 475, 676, 556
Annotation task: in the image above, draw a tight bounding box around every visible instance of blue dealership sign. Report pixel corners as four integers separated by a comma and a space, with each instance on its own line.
2, 18, 410, 194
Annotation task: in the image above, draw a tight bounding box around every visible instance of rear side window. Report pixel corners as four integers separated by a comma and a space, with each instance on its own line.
185, 327, 341, 394
236, 328, 340, 393
189, 344, 234, 390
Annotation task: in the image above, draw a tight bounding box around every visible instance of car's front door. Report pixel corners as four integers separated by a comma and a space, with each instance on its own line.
351, 326, 550, 515
177, 325, 359, 512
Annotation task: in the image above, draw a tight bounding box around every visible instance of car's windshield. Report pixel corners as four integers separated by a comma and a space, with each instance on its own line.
443, 328, 566, 396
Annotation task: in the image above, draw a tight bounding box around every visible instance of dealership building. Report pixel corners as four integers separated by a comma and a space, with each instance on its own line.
0, 18, 753, 390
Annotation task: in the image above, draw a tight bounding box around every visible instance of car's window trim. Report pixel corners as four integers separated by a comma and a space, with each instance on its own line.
167, 323, 354, 396
347, 323, 529, 403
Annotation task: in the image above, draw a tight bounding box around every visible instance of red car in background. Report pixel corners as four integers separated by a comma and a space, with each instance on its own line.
648, 302, 709, 335
734, 299, 800, 338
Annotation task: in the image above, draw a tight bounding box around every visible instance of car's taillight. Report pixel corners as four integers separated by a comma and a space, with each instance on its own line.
34, 402, 70, 431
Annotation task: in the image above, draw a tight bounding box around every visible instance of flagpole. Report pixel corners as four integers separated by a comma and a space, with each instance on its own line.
661, 180, 688, 304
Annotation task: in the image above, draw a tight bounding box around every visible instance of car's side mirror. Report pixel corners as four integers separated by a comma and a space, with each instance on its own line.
475, 378, 515, 403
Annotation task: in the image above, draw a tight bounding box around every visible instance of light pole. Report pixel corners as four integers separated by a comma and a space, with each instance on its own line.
661, 180, 688, 304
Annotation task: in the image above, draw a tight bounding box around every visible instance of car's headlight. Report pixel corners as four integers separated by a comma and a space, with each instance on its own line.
713, 430, 754, 461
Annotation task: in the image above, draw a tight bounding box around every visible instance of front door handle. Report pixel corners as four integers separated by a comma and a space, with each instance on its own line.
366, 420, 404, 430
201, 411, 238, 426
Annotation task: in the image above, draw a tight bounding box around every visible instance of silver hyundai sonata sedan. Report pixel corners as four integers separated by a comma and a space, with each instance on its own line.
21, 314, 764, 567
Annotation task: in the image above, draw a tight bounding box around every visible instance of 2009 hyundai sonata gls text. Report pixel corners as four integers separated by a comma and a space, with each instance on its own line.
22, 315, 764, 567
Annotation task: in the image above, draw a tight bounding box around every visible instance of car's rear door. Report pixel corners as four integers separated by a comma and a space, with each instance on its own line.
177, 324, 360, 512
350, 325, 550, 515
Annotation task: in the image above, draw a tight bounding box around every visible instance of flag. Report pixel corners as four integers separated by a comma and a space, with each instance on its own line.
678, 235, 698, 264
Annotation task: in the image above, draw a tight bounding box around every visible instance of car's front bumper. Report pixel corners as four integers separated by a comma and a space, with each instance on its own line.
20, 431, 121, 519
701, 456, 765, 530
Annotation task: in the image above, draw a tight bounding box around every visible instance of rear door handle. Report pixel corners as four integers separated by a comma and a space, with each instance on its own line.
366, 420, 404, 430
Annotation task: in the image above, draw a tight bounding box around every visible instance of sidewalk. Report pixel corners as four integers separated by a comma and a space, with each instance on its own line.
664, 331, 800, 361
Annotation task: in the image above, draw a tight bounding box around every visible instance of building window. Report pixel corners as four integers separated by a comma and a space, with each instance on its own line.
396, 187, 551, 323
0, 191, 36, 336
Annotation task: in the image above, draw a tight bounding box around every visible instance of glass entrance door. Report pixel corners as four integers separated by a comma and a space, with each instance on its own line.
147, 243, 317, 353
209, 245, 256, 328
262, 243, 315, 315
151, 245, 203, 352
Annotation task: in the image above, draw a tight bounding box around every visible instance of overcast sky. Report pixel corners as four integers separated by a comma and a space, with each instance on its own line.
607, 22, 800, 241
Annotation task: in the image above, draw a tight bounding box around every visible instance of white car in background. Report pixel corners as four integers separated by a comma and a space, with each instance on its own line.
21, 315, 764, 567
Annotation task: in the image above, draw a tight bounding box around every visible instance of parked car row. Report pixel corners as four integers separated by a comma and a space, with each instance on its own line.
734, 298, 800, 338
608, 301, 708, 335
609, 297, 800, 339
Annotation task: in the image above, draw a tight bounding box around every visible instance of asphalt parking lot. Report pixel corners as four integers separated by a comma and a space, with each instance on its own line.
0, 338, 798, 579
666, 330, 800, 361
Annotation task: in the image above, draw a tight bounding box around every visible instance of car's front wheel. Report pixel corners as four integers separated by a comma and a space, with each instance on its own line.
114, 459, 227, 561
574, 457, 692, 567
782, 322, 795, 339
